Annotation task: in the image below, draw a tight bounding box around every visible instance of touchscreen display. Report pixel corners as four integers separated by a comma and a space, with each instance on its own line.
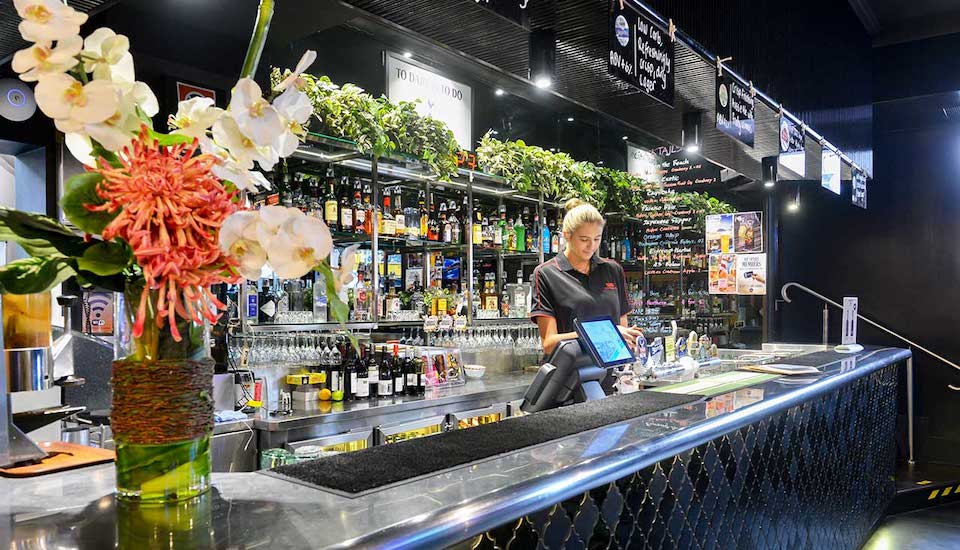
579, 319, 633, 365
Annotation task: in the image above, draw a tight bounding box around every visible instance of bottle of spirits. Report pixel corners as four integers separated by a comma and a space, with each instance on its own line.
354, 345, 369, 399
353, 178, 365, 234
324, 168, 339, 231
392, 344, 404, 396
384, 279, 401, 318
550, 225, 560, 254
557, 214, 566, 252
623, 228, 632, 262
380, 191, 396, 237
405, 190, 419, 240
258, 279, 277, 323
440, 201, 451, 243
245, 280, 259, 322
339, 176, 353, 233
494, 204, 505, 248
516, 208, 528, 252
541, 211, 551, 254
453, 197, 466, 244
472, 205, 483, 246
506, 216, 516, 251
305, 174, 321, 219
427, 197, 440, 241
481, 210, 491, 247
418, 190, 429, 240
362, 181, 373, 235
312, 272, 328, 322
278, 164, 292, 208
377, 346, 393, 397
393, 188, 405, 237
354, 271, 370, 321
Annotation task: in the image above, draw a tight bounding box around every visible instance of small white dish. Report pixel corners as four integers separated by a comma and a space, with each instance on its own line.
463, 364, 486, 378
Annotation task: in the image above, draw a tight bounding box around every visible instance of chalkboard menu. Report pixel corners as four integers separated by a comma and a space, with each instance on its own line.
716, 73, 755, 147
608, 0, 675, 107
852, 168, 867, 209
638, 187, 695, 243
655, 146, 722, 189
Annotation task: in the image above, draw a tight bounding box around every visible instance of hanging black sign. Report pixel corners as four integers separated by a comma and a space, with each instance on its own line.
654, 145, 722, 189
852, 168, 867, 209
607, 0, 675, 107
715, 73, 755, 147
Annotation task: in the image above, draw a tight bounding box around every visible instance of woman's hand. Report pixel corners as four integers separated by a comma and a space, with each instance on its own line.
617, 324, 644, 351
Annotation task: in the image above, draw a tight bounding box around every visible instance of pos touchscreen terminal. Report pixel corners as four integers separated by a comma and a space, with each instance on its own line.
520, 316, 635, 413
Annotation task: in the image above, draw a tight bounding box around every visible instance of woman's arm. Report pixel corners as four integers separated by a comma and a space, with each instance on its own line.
618, 314, 643, 351
535, 316, 578, 356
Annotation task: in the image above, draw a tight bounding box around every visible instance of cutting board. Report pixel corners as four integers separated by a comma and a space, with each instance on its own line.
0, 441, 115, 478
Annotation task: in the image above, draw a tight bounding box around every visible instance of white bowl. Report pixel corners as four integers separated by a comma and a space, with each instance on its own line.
463, 364, 486, 378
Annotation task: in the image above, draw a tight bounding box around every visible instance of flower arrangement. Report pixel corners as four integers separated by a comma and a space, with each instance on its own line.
0, 0, 352, 502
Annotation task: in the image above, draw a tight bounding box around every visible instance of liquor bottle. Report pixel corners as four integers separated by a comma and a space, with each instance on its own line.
343, 345, 355, 400
472, 205, 483, 246
415, 352, 427, 394
481, 210, 491, 247
362, 180, 373, 235
306, 174, 322, 219
384, 279, 401, 318
623, 229, 632, 263
378, 346, 393, 397
392, 344, 404, 396
312, 271, 328, 322
278, 164, 293, 208
324, 168, 339, 231
245, 280, 259, 321
339, 176, 353, 233
393, 188, 405, 237
550, 225, 560, 254
494, 204, 505, 248
557, 214, 566, 252
353, 178, 366, 234
506, 216, 516, 251
403, 346, 417, 396
452, 197, 465, 244
418, 190, 429, 239
353, 271, 370, 321
366, 344, 379, 399
427, 198, 440, 241
380, 191, 396, 237
531, 210, 541, 252
541, 212, 551, 254
258, 279, 277, 323
405, 191, 419, 240
440, 200, 451, 243
516, 208, 528, 252
354, 345, 369, 399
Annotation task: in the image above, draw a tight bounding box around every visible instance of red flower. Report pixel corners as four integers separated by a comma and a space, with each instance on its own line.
89, 125, 240, 341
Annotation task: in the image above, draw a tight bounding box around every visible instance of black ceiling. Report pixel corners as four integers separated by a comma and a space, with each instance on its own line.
849, 0, 960, 45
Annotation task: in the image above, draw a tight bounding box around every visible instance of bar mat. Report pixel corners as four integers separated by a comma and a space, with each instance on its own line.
271, 391, 700, 495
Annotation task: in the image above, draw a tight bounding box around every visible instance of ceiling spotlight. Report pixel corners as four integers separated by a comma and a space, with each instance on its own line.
598, 161, 605, 165
761, 156, 778, 189
403, 51, 413, 58
529, 29, 556, 90
622, 135, 629, 140
566, 117, 574, 122
682, 111, 702, 154
495, 88, 505, 96
787, 201, 799, 212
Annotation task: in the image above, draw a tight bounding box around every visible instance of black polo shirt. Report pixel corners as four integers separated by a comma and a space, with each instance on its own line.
530, 252, 631, 334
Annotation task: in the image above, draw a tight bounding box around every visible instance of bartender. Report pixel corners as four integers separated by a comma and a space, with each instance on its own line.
531, 198, 643, 355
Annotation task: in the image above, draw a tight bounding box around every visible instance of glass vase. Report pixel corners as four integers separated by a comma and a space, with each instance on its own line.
112, 282, 214, 503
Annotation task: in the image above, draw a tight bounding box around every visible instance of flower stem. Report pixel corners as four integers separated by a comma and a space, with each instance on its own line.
239, 0, 275, 79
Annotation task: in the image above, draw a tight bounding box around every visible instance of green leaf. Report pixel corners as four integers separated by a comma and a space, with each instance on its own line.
0, 255, 76, 294
74, 270, 126, 292
315, 261, 358, 352
60, 172, 117, 235
135, 106, 154, 130
76, 240, 132, 275
90, 141, 121, 169
149, 129, 194, 147
0, 207, 89, 258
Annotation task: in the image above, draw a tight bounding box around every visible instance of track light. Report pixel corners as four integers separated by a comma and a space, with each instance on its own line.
682, 111, 702, 154
529, 29, 556, 90
788, 185, 800, 212
762, 156, 778, 189
403, 51, 413, 59
566, 117, 574, 122
622, 135, 629, 140
495, 88, 505, 96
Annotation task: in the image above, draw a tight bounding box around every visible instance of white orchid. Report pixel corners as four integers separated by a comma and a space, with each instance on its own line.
81, 27, 135, 83
331, 243, 360, 291
12, 35, 81, 82
35, 73, 118, 132
218, 211, 268, 280
212, 114, 277, 171
62, 81, 158, 164
15, 0, 87, 43
210, 160, 272, 193
274, 50, 317, 92
169, 97, 223, 139
228, 78, 285, 147
266, 214, 334, 279
271, 86, 312, 157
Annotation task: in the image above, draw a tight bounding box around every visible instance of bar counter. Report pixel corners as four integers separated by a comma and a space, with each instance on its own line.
3, 346, 910, 549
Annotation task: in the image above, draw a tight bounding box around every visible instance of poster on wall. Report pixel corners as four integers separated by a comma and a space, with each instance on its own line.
852, 168, 867, 209
386, 52, 473, 150
821, 149, 841, 195
779, 115, 805, 176
627, 142, 661, 183
655, 145, 722, 188
708, 254, 737, 294
607, 0, 675, 107
705, 214, 734, 254
176, 81, 216, 102
733, 212, 763, 253
715, 73, 755, 147
735, 254, 767, 295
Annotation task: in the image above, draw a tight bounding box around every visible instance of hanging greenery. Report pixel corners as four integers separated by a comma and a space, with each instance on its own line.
272, 71, 460, 181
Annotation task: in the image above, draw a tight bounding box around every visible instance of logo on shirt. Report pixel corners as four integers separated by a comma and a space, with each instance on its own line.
604, 282, 617, 291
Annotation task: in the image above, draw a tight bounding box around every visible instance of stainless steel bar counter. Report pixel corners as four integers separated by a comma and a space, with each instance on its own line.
2, 346, 910, 549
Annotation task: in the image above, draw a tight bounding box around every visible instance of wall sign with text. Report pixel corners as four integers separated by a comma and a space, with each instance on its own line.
607, 0, 675, 107
386, 52, 473, 150
715, 73, 755, 147
821, 149, 841, 195
779, 115, 805, 176
627, 142, 661, 183
852, 168, 867, 209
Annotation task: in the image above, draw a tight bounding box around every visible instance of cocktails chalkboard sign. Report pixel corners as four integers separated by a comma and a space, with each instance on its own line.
608, 0, 674, 107
655, 146, 722, 189
716, 73, 755, 147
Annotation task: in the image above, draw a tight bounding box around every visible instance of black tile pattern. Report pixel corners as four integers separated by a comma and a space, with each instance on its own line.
459, 365, 898, 550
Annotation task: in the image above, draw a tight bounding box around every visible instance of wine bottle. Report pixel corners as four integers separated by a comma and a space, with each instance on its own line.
378, 346, 393, 397
355, 345, 370, 399
392, 344, 404, 396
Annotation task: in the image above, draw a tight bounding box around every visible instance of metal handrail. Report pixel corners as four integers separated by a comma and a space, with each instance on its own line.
781, 282, 960, 391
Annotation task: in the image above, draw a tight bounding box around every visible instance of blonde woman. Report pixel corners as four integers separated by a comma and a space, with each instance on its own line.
530, 199, 643, 355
